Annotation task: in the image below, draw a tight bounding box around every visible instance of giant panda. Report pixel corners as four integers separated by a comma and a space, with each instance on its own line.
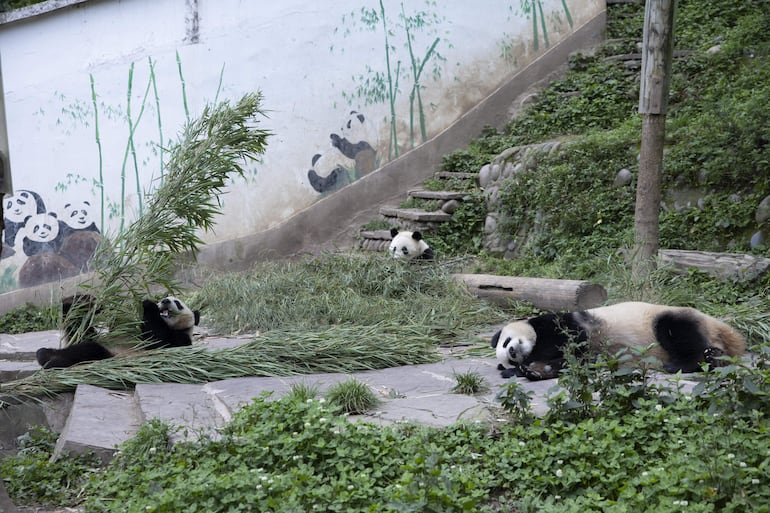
491, 301, 746, 381
388, 228, 434, 260
35, 295, 201, 369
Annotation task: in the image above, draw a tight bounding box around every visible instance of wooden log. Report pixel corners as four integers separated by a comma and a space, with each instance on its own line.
453, 274, 607, 311
659, 249, 770, 281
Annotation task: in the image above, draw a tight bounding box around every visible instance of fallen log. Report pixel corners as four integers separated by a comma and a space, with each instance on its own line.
659, 249, 770, 281
453, 273, 607, 311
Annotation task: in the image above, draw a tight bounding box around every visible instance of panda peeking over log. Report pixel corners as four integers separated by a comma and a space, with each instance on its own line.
36, 295, 200, 369
492, 302, 746, 381
388, 228, 434, 260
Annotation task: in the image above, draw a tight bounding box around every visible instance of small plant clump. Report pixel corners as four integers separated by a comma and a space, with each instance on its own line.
451, 370, 490, 395
324, 378, 380, 415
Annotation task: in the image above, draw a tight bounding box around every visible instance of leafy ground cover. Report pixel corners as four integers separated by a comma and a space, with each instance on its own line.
3, 1, 770, 511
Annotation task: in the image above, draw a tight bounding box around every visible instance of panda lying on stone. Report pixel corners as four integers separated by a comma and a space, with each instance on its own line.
491, 301, 746, 381
388, 228, 434, 260
36, 295, 200, 369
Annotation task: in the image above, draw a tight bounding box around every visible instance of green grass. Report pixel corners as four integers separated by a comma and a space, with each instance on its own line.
451, 370, 490, 395
189, 252, 511, 336
324, 378, 380, 414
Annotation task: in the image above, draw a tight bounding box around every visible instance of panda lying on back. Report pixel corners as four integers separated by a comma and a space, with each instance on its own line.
36, 296, 200, 369
388, 228, 434, 260
492, 301, 746, 381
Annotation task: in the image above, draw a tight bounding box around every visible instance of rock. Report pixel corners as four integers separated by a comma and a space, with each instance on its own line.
750, 231, 765, 249
755, 195, 770, 224
613, 168, 633, 187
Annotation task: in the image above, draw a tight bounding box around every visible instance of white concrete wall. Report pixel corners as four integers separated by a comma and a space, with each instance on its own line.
0, 0, 603, 291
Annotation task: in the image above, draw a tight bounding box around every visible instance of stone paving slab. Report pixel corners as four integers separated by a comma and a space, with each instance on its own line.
135, 383, 226, 443
0, 330, 60, 360
53, 384, 140, 464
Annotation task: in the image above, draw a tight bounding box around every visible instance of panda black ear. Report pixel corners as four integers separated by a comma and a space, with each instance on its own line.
411, 231, 423, 241
390, 228, 399, 237
355, 113, 365, 123
491, 330, 501, 348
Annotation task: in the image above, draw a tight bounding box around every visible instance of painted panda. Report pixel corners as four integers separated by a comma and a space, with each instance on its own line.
388, 228, 434, 260
35, 296, 201, 369
21, 212, 62, 256
491, 301, 746, 381
307, 110, 377, 194
3, 189, 46, 250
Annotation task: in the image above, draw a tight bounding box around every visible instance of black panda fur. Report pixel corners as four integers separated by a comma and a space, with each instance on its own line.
491, 301, 746, 381
36, 295, 200, 369
388, 228, 434, 260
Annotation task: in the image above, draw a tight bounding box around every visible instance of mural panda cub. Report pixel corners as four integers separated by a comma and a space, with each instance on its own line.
491, 301, 746, 381
36, 296, 201, 369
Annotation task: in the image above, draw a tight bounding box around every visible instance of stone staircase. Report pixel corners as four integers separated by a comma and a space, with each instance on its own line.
359, 171, 480, 252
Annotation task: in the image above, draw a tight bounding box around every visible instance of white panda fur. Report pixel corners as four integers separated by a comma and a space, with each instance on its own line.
388, 228, 434, 260
35, 295, 200, 369
491, 301, 746, 380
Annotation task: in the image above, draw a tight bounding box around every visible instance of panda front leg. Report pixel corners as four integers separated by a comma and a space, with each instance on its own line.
521, 359, 565, 381
140, 299, 177, 349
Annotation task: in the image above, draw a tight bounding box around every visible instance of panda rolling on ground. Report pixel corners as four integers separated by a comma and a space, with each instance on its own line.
388, 228, 434, 260
36, 296, 200, 369
491, 301, 746, 381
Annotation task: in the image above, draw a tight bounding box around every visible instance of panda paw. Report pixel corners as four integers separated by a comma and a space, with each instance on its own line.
703, 346, 728, 368
522, 362, 561, 381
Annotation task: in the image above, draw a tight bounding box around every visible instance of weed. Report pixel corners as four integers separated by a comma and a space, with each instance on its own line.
324, 378, 380, 415
451, 370, 490, 395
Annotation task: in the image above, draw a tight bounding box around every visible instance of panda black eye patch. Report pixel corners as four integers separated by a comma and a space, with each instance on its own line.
174, 300, 183, 310
502, 337, 511, 348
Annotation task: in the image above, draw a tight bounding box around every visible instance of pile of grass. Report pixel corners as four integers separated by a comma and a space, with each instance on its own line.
0, 322, 440, 405
191, 253, 511, 336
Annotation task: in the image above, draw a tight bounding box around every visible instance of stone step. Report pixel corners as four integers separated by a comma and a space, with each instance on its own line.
407, 189, 467, 201
53, 384, 141, 464
433, 171, 478, 182
0, 330, 61, 361
379, 207, 453, 223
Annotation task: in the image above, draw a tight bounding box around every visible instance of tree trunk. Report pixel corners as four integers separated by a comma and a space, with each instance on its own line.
633, 0, 676, 277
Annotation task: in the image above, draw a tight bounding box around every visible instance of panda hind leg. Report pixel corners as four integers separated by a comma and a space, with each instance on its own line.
654, 311, 711, 373
308, 167, 343, 193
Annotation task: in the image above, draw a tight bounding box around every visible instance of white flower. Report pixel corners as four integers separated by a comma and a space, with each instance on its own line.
149, 447, 157, 454
555, 469, 563, 478
752, 479, 760, 485
739, 461, 747, 468
318, 398, 326, 403
347, 485, 354, 491
319, 417, 327, 423
727, 453, 736, 460
655, 404, 663, 411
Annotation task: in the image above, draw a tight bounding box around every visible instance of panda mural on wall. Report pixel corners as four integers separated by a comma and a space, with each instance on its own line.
17, 211, 80, 288
0, 193, 103, 289
307, 111, 377, 194
57, 200, 102, 271
21, 212, 62, 257
2, 189, 46, 258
